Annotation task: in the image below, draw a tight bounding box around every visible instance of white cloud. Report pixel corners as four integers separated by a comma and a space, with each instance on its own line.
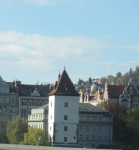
96, 61, 115, 65
107, 66, 111, 69
119, 61, 139, 66
0, 30, 112, 70
2, 0, 56, 5
122, 46, 139, 51
23, 0, 56, 5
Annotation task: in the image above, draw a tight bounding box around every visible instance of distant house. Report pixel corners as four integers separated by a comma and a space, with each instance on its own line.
104, 79, 139, 110
0, 77, 18, 124
8, 80, 52, 120
79, 89, 104, 106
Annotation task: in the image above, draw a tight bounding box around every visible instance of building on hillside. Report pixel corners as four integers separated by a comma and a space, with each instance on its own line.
28, 104, 48, 139
79, 89, 104, 106
79, 103, 113, 148
28, 69, 113, 148
7, 81, 51, 120
104, 79, 139, 110
0, 77, 18, 123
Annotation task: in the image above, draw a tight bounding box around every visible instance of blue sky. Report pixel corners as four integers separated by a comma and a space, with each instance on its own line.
0, 0, 139, 84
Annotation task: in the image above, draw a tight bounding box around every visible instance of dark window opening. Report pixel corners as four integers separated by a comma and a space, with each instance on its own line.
65, 102, 68, 107
64, 126, 68, 131
64, 115, 67, 120
64, 137, 67, 142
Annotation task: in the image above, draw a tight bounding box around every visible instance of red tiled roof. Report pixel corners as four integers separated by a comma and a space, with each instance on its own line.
6, 82, 18, 90
108, 85, 125, 97
48, 70, 79, 96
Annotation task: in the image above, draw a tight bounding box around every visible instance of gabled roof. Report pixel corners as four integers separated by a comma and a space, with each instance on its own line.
48, 70, 79, 96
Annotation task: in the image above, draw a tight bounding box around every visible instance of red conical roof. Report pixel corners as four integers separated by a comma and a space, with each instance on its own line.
48, 70, 79, 96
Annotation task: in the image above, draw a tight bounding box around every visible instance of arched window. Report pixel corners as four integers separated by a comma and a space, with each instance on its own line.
24, 101, 27, 106
39, 101, 42, 106
29, 101, 32, 106
3, 106, 6, 112
22, 101, 24, 106
34, 101, 37, 106
44, 101, 48, 105
0, 106, 2, 113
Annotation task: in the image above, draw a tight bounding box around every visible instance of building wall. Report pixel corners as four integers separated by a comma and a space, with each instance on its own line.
0, 77, 18, 122
28, 108, 48, 139
19, 96, 48, 119
48, 95, 79, 146
78, 113, 113, 148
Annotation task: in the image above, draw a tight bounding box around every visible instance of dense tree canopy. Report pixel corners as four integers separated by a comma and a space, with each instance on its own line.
6, 116, 28, 144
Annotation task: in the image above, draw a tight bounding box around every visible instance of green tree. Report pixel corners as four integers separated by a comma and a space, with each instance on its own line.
88, 77, 91, 84
122, 108, 139, 149
77, 79, 84, 85
6, 116, 28, 144
23, 126, 50, 146
76, 85, 85, 92
116, 72, 122, 78
97, 101, 127, 147
135, 65, 139, 72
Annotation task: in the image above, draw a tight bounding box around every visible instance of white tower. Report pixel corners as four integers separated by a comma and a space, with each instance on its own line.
48, 69, 79, 147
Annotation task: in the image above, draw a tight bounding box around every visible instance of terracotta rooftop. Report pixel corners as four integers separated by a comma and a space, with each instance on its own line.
48, 70, 79, 96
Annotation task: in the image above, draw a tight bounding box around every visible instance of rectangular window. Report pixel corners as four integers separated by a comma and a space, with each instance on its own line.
80, 135, 82, 139
36, 115, 38, 119
133, 104, 135, 108
86, 126, 89, 131
136, 104, 138, 108
64, 137, 67, 142
34, 115, 35, 119
105, 126, 107, 132
64, 126, 68, 131
99, 126, 101, 131
29, 109, 31, 115
80, 125, 82, 130
86, 135, 89, 140
80, 117, 83, 120
112, 88, 114, 91
117, 88, 119, 91
64, 102, 68, 107
24, 109, 26, 115
99, 117, 102, 121
133, 97, 138, 101
21, 109, 23, 115
41, 115, 42, 119
105, 136, 107, 140
92, 126, 95, 131
98, 136, 101, 140
64, 115, 67, 120
92, 135, 95, 140
0, 89, 2, 93
129, 90, 133, 95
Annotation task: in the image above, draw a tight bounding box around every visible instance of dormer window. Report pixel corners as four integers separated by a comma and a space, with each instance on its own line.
65, 87, 68, 92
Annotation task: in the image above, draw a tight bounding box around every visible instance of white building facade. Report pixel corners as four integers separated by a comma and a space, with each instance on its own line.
47, 69, 79, 147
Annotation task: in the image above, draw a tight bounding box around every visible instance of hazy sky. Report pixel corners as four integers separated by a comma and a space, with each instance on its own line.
0, 0, 139, 84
